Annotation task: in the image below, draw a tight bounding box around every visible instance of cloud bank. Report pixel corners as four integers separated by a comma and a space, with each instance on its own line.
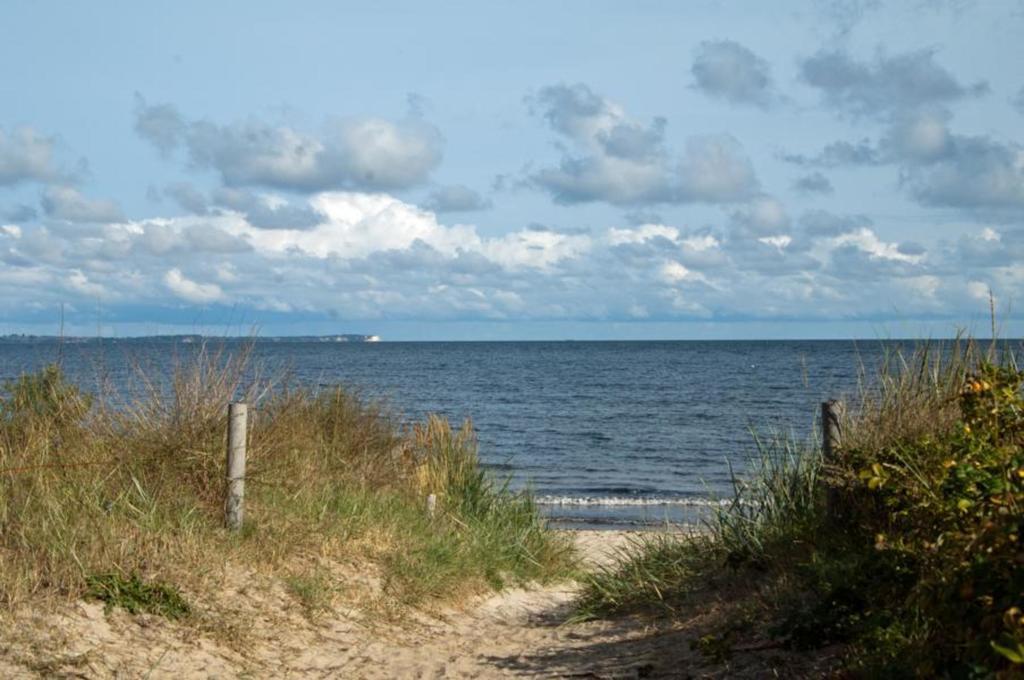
528, 84, 759, 205
2, 189, 1017, 329
134, 97, 444, 192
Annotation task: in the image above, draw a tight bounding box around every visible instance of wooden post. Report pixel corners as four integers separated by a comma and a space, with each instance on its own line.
225, 403, 248, 531
822, 400, 844, 521
821, 400, 843, 462
426, 493, 437, 518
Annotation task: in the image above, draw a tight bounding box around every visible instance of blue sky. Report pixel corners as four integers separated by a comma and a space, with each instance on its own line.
1, 0, 1023, 339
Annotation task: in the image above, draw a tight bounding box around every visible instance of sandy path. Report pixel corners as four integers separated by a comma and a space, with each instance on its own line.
263, 530, 679, 679
326, 530, 658, 679
2, 530, 708, 679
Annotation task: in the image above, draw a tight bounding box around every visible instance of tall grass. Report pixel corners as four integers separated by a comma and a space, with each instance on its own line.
577, 336, 1024, 676
843, 336, 978, 457
575, 432, 823, 618
0, 344, 573, 621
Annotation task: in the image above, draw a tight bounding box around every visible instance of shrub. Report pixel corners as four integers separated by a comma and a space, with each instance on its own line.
577, 338, 1024, 676
836, 355, 1024, 674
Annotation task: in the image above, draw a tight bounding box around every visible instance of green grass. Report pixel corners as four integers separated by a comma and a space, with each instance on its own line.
0, 344, 574, 626
576, 336, 1024, 676
283, 571, 335, 618
85, 573, 191, 619
576, 432, 824, 620
574, 531, 707, 618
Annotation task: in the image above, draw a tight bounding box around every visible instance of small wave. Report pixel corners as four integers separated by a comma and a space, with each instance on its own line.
536, 495, 731, 507
481, 462, 516, 471
547, 515, 683, 528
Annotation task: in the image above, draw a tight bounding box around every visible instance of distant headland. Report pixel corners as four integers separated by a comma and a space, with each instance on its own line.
0, 334, 381, 344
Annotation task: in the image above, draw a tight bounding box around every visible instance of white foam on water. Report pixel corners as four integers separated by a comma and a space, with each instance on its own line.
535, 495, 732, 507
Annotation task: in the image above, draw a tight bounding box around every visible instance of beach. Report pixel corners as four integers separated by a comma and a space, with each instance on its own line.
0, 526, 842, 678
0, 530, 670, 678
2, 0, 1019, 672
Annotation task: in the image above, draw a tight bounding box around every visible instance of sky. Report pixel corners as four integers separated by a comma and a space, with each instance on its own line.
1, 0, 1023, 340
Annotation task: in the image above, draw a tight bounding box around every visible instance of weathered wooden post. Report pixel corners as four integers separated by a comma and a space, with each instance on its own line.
821, 400, 843, 461
822, 400, 844, 520
225, 402, 248, 531
426, 493, 437, 518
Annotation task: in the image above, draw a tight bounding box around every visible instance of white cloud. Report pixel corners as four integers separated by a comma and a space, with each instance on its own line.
0, 127, 63, 186
163, 268, 224, 304
906, 134, 1024, 210
480, 228, 592, 270
831, 227, 923, 263
801, 48, 988, 119
759, 235, 792, 250
423, 184, 492, 213
886, 110, 951, 161
606, 224, 722, 257
216, 262, 239, 282
680, 234, 720, 252
2, 187, 1018, 328
230, 192, 478, 260
529, 84, 758, 205
607, 224, 679, 245
905, 275, 941, 298
730, 196, 790, 238
787, 111, 1024, 213
0, 268, 51, 286
135, 98, 443, 192
42, 186, 124, 223
691, 40, 776, 108
660, 260, 695, 283
67, 270, 108, 298
967, 280, 991, 301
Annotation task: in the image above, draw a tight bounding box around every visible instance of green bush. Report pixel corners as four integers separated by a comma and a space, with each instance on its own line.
836, 358, 1024, 675
577, 340, 1024, 676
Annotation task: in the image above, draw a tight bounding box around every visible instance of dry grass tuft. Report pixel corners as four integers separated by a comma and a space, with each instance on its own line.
0, 342, 574, 629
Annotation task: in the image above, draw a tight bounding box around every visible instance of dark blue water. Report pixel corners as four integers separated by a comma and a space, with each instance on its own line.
0, 340, 884, 527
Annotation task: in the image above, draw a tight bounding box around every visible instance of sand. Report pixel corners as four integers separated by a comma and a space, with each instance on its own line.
0, 529, 797, 679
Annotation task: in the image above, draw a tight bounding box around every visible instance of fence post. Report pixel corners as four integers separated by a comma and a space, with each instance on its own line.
225, 402, 248, 531
822, 400, 844, 520
821, 400, 843, 462
426, 493, 437, 518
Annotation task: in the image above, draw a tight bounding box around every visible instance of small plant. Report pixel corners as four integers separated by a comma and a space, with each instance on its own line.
85, 573, 191, 619
691, 632, 734, 664
284, 573, 334, 618
0, 363, 91, 426
574, 532, 707, 619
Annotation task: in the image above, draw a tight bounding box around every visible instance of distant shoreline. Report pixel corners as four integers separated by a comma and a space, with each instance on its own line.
0, 334, 381, 344
3, 335, 1019, 345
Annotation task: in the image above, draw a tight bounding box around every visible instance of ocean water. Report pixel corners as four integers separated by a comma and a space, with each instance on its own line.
0, 340, 890, 528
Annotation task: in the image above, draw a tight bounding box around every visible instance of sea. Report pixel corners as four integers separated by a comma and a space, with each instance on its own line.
0, 339, 905, 528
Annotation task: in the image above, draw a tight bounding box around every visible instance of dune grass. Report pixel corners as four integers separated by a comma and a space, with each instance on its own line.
577, 336, 1024, 676
0, 343, 574, 625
